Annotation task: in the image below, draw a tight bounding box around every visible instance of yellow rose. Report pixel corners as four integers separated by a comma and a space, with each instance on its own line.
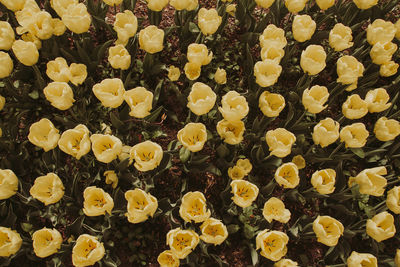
313, 215, 344, 246
219, 91, 249, 121
284, 0, 308, 12
291, 155, 305, 169
300, 45, 326, 75
46, 57, 70, 82
92, 78, 125, 108
0, 21, 14, 50
237, 158, 252, 174
254, 60, 282, 87
130, 140, 163, 172
311, 169, 336, 194
374, 117, 400, 141
0, 52, 13, 79
256, 0, 274, 8
147, 0, 168, 11
259, 24, 287, 49
72, 234, 105, 267
167, 228, 199, 259
214, 67, 226, 84
0, 169, 18, 200
274, 259, 298, 267
261, 46, 285, 63
0, 0, 25, 11
336, 55, 364, 88
28, 11, 53, 40
266, 128, 296, 158
198, 8, 222, 35
347, 251, 377, 267
348, 166, 387, 196
0, 227, 22, 257
83, 186, 114, 216
108, 44, 131, 70
58, 124, 91, 160
12, 40, 38, 66
342, 94, 368, 119
200, 218, 228, 245
370, 41, 397, 65
123, 87, 153, 118
114, 10, 138, 46
228, 165, 246, 180
184, 62, 201, 80
177, 122, 207, 152
230, 180, 259, 207
329, 23, 353, 51
263, 197, 291, 223
365, 88, 391, 113
179, 191, 211, 223
43, 82, 75, 110
139, 25, 164, 54
256, 229, 288, 261
90, 134, 122, 163
168, 66, 180, 81
51, 18, 66, 36
275, 162, 299, 188
292, 15, 315, 42
340, 123, 369, 148
366, 211, 396, 242
51, 0, 79, 17
312, 118, 340, 148
386, 186, 400, 214
226, 4, 236, 16
28, 118, 60, 152
69, 63, 87, 86
30, 173, 64, 205
157, 250, 180, 267
380, 60, 399, 77
118, 145, 131, 161
187, 82, 216, 115
104, 170, 118, 189
367, 19, 396, 45
302, 85, 328, 114
216, 119, 245, 145
353, 0, 377, 9
170, 0, 198, 10
0, 95, 5, 110
125, 188, 158, 223
62, 3, 91, 34
32, 228, 63, 258
187, 43, 213, 66
316, 0, 334, 9
103, 0, 123, 6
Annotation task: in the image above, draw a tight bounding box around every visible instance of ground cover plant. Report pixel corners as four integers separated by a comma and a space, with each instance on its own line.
0, 0, 400, 266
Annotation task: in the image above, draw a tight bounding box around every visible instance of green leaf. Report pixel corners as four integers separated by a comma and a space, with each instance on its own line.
179, 147, 191, 163
350, 148, 365, 158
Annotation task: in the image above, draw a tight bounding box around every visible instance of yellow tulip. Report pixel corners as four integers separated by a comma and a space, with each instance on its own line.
92, 78, 126, 108
200, 218, 228, 245
168, 66, 180, 81
170, 0, 198, 10
0, 21, 14, 50
139, 25, 164, 54
43, 82, 75, 110
184, 62, 201, 80
50, 0, 79, 17
275, 163, 299, 188
83, 186, 114, 216
28, 118, 60, 152
0, 0, 25, 11
12, 40, 39, 66
214, 67, 227, 84
90, 134, 123, 163
108, 44, 131, 70
69, 63, 87, 86
300, 45, 326, 75
316, 0, 334, 9
32, 228, 63, 258
380, 60, 398, 77
347, 251, 377, 267
0, 52, 13, 79
291, 155, 305, 169
157, 250, 180, 267
147, 0, 169, 11
28, 11, 54, 40
254, 60, 282, 87
284, 0, 308, 12
329, 23, 353, 52
339, 122, 369, 148
348, 166, 387, 196
123, 87, 153, 118
262, 197, 291, 223
114, 10, 138, 46
313, 215, 344, 246
256, 229, 288, 261
219, 91, 249, 122
259, 24, 287, 49
0, 227, 22, 257
274, 259, 299, 267
230, 180, 259, 207
46, 57, 70, 83
62, 3, 91, 34
58, 124, 91, 160
179, 191, 211, 223
30, 173, 65, 205
104, 170, 118, 189
187, 82, 216, 115
129, 141, 163, 172
366, 211, 396, 242
197, 8, 222, 35
226, 4, 236, 16
374, 117, 400, 141
370, 41, 397, 65
265, 128, 296, 158
0, 169, 18, 200
125, 188, 158, 223
228, 165, 246, 180
166, 228, 199, 259
255, 0, 275, 8
216, 119, 245, 145
236, 158, 252, 174
311, 169, 336, 194
187, 43, 213, 66
312, 118, 340, 148
302, 85, 329, 114
292, 15, 316, 42
51, 18, 66, 36
260, 46, 285, 63
336, 55, 364, 89
365, 88, 391, 113
342, 94, 368, 119
386, 186, 400, 214
177, 123, 207, 152
366, 19, 396, 45
72, 234, 105, 267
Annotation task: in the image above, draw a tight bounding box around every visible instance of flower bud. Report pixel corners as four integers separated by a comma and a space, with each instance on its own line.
12, 40, 39, 66
261, 46, 285, 63
147, 0, 169, 11
255, 0, 275, 8
386, 186, 400, 214
184, 62, 201, 80
302, 85, 329, 113
123, 87, 153, 118
168, 66, 180, 81
316, 0, 334, 10
46, 57, 70, 83
336, 55, 364, 87
187, 82, 216, 115
69, 63, 87, 86
214, 67, 227, 84
187, 43, 213, 66
285, 0, 308, 13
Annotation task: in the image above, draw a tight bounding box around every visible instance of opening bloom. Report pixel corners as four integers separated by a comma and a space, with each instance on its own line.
187, 43, 213, 66
218, 91, 249, 122
347, 251, 377, 267
197, 8, 222, 35
254, 60, 282, 87
312, 215, 344, 246
32, 228, 63, 258
90, 134, 123, 163
311, 169, 336, 194
58, 124, 91, 160
266, 128, 296, 158
129, 141, 163, 172
179, 191, 211, 223
366, 211, 396, 242
83, 186, 114, 216
329, 23, 353, 51
123, 87, 154, 118
302, 85, 329, 114
275, 163, 300, 189
256, 229, 289, 261
292, 15, 316, 42
72, 234, 105, 267
0, 227, 22, 257
125, 188, 158, 223
92, 78, 126, 108
262, 197, 291, 223
200, 218, 228, 245
348, 166, 387, 196
216, 119, 245, 145
157, 250, 180, 267
30, 173, 64, 205
139, 25, 164, 54
339, 123, 369, 148
166, 228, 199, 259
177, 123, 207, 152
342, 94, 368, 120
0, 169, 18, 200
230, 180, 259, 207
28, 118, 60, 152
43, 82, 75, 110
187, 82, 216, 116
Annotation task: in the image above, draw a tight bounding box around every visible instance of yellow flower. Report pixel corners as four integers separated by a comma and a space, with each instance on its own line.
43, 82, 75, 110
353, 0, 377, 9
30, 173, 65, 205
312, 118, 340, 148
255, 0, 275, 8
62, 3, 91, 34
51, 18, 66, 36
28, 118, 60, 152
370, 41, 397, 65
0, 95, 5, 111
90, 134, 123, 163
147, 0, 169, 11
103, 0, 123, 6
184, 62, 201, 80
139, 25, 164, 54
284, 0, 308, 12
157, 250, 180, 267
50, 0, 79, 17
274, 259, 298, 267
83, 186, 114, 216
58, 124, 91, 160
336, 55, 364, 88
216, 119, 245, 145
311, 169, 336, 194
118, 145, 131, 161
263, 197, 291, 223
12, 40, 38, 66
123, 87, 153, 118
114, 10, 138, 46
237, 158, 252, 174
275, 163, 299, 189
168, 66, 180, 81
0, 227, 22, 257
130, 141, 163, 172
28, 11, 54, 40
226, 4, 236, 16
198, 8, 222, 35
339, 122, 369, 148
187, 43, 213, 66
166, 228, 199, 259
179, 191, 211, 223
230, 180, 259, 207
342, 94, 368, 119
125, 188, 158, 223
259, 24, 287, 49
200, 218, 228, 245
386, 186, 400, 214
219, 91, 249, 122
104, 170, 118, 189
291, 155, 305, 169
228, 166, 246, 180
21, 32, 41, 49
366, 211, 396, 242
380, 60, 399, 77
32, 228, 63, 258
329, 23, 353, 52
367, 19, 396, 45
214, 68, 226, 84
265, 128, 296, 158
348, 166, 387, 196
300, 45, 326, 75
187, 82, 216, 115
302, 85, 328, 114
69, 63, 87, 86
169, 0, 198, 10
0, 0, 25, 11
292, 15, 315, 42
261, 46, 285, 63
256, 229, 289, 261
0, 21, 14, 50
365, 88, 391, 113
374, 117, 400, 141
347, 251, 377, 267
313, 215, 344, 246
254, 60, 282, 87
396, 19, 400, 39
108, 44, 131, 70
0, 169, 18, 200
92, 78, 125, 108
0, 52, 13, 79
316, 0, 334, 9
46, 57, 70, 83
177, 123, 207, 152
72, 234, 105, 267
